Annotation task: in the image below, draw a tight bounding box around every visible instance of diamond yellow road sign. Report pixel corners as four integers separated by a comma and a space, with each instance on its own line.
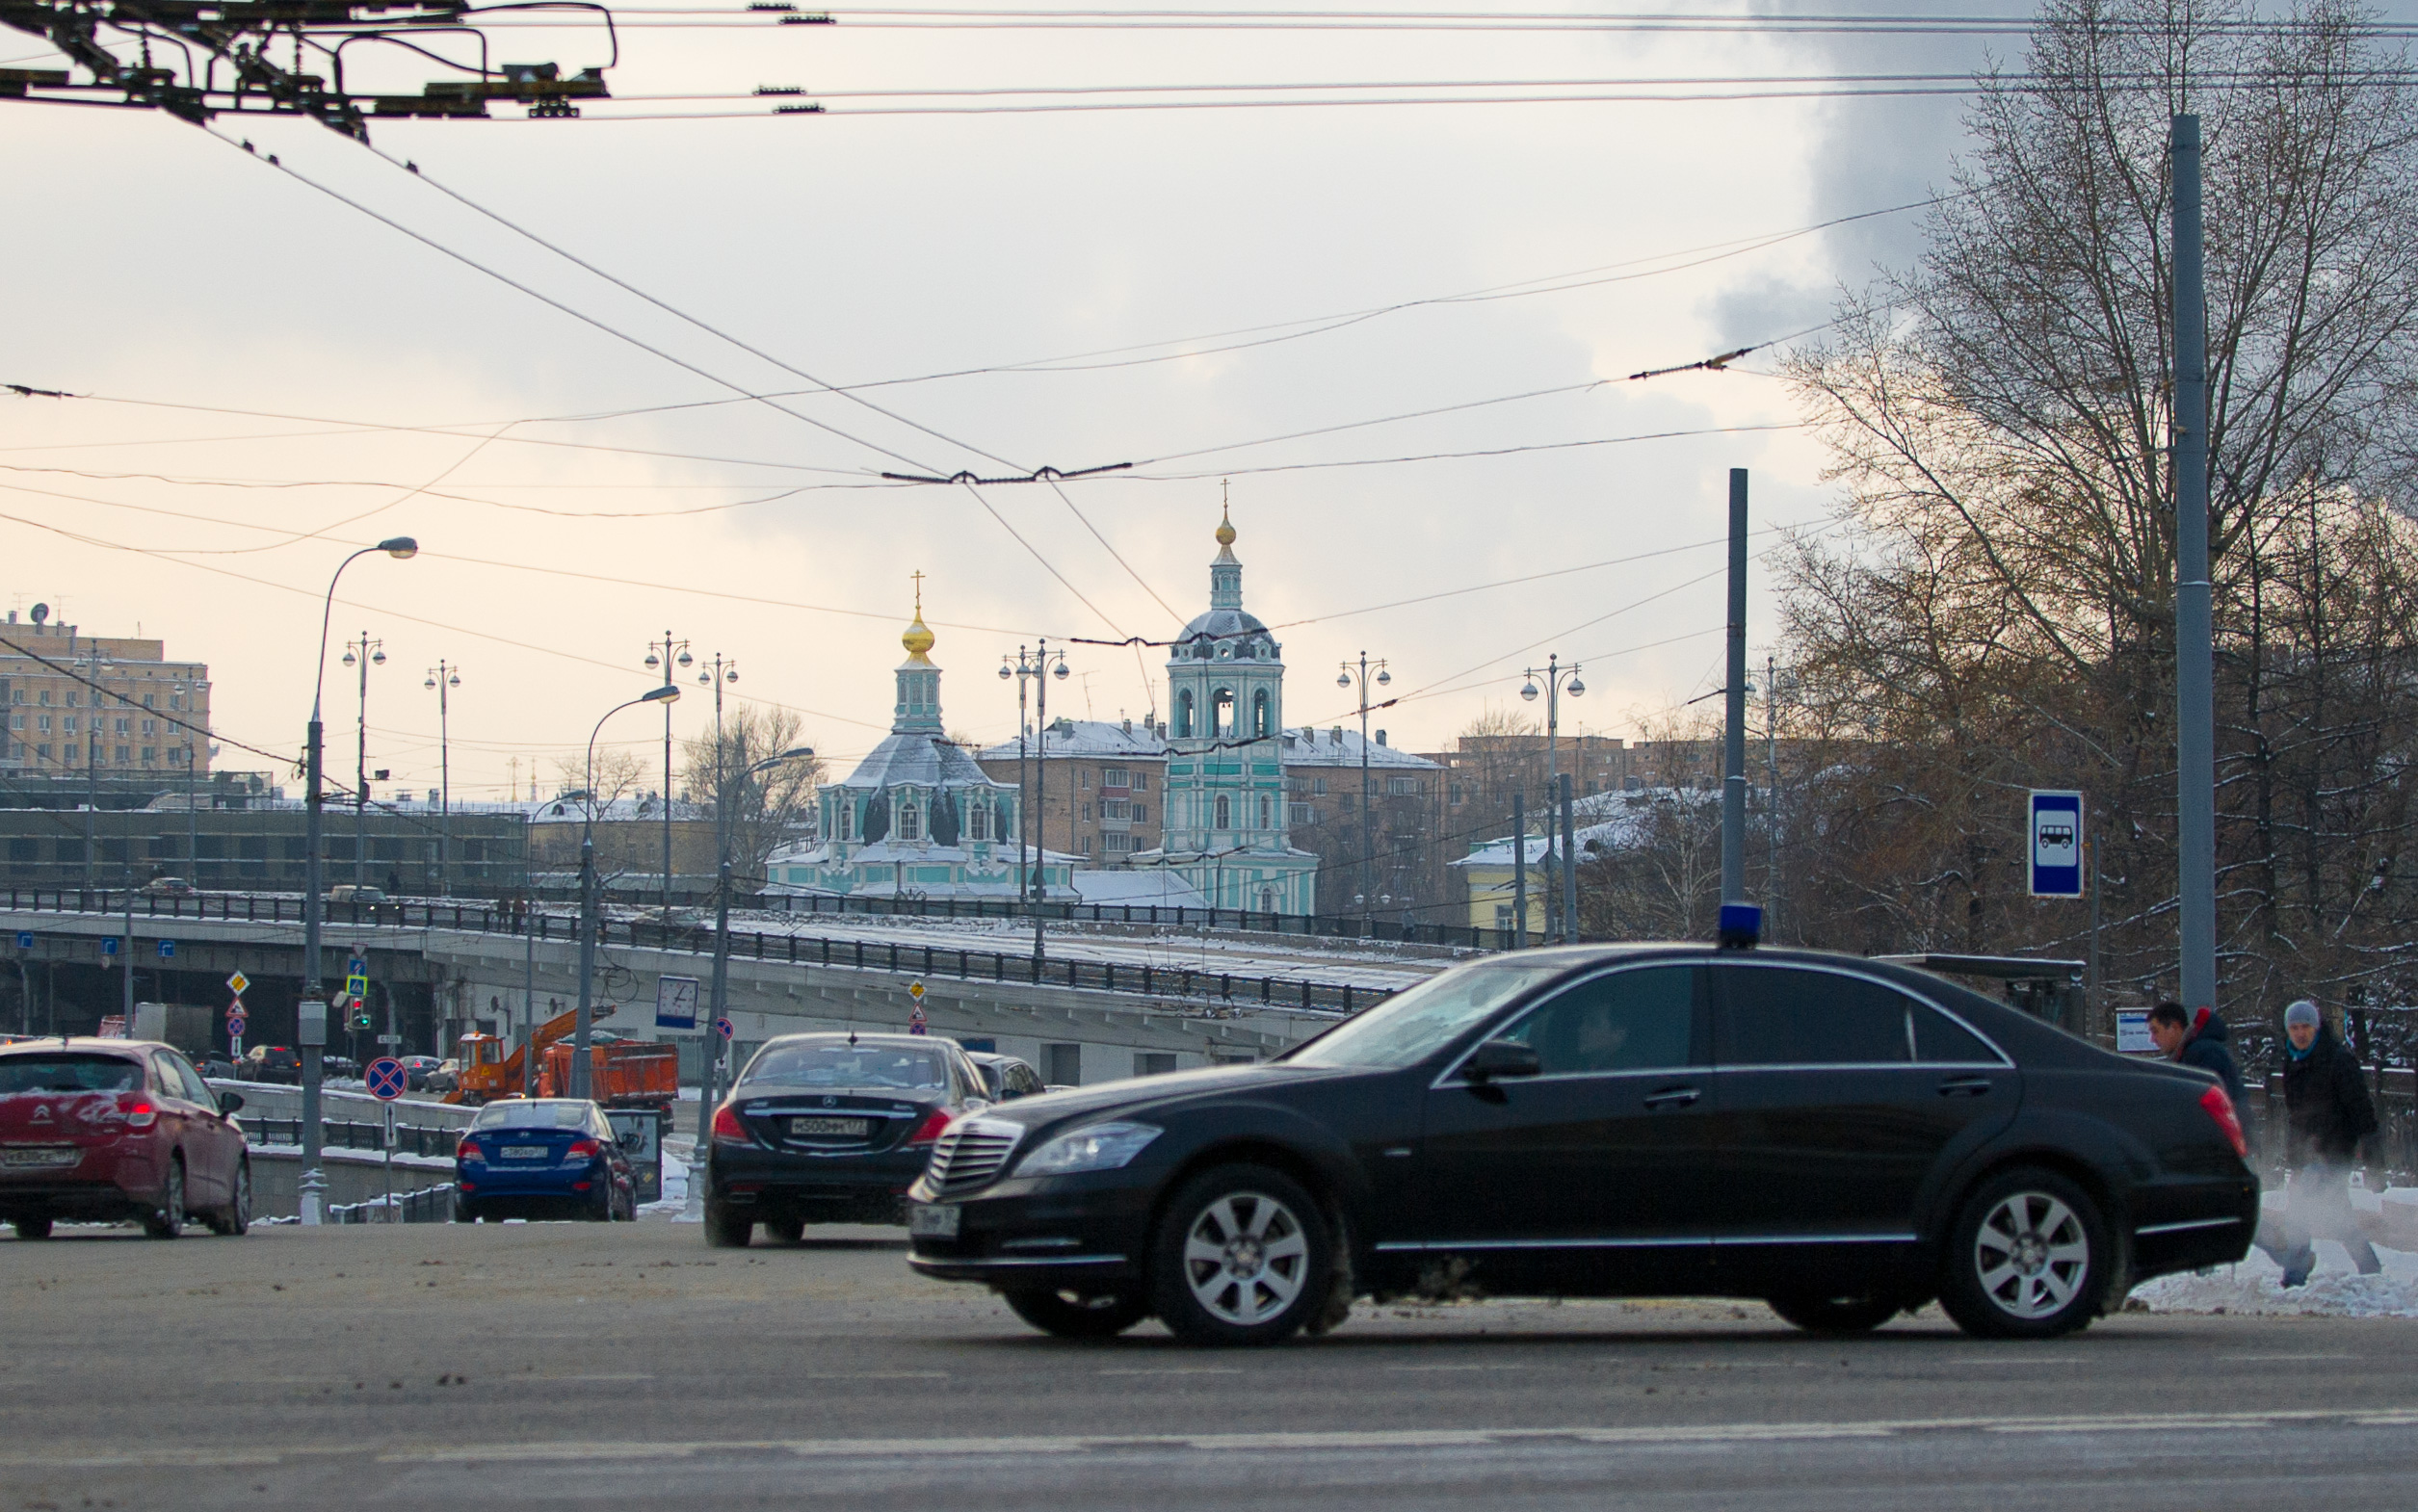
908, 980, 925, 1001
226, 970, 250, 997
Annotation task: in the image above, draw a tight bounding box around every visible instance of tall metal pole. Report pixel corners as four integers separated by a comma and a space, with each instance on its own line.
1542, 656, 1557, 939
1560, 772, 1577, 944
350, 634, 378, 889
2171, 114, 2218, 1015
1511, 791, 1528, 949
1034, 641, 1050, 965
1765, 653, 1780, 942
120, 878, 133, 1026
184, 736, 198, 886
1360, 654, 1374, 920
573, 832, 596, 1100
1722, 468, 1749, 910
425, 662, 457, 897
698, 661, 731, 1165
83, 643, 103, 891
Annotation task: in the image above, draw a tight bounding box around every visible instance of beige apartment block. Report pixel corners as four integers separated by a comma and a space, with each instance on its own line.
0, 612, 214, 778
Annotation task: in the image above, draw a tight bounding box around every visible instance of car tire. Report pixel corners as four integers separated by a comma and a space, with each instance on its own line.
704, 1196, 753, 1248
1937, 1167, 2109, 1340
765, 1216, 805, 1245
1766, 1291, 1906, 1334
13, 1217, 54, 1240
203, 1161, 251, 1238
1004, 1288, 1151, 1340
454, 1197, 481, 1224
142, 1156, 186, 1240
1148, 1164, 1331, 1347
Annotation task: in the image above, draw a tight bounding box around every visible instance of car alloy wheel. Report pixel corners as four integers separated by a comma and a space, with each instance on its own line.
1939, 1167, 2107, 1340
206, 1162, 251, 1237
143, 1157, 186, 1240
1151, 1164, 1330, 1346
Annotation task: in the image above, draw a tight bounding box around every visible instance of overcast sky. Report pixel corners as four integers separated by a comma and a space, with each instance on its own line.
0, 3, 2300, 801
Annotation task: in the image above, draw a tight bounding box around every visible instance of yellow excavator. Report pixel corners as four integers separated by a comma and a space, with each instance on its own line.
443, 1002, 613, 1107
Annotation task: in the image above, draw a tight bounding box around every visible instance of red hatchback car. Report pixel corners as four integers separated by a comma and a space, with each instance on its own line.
0, 1038, 252, 1239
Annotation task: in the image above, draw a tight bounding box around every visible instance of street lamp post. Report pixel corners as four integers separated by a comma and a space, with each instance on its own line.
82, 643, 111, 892
577, 683, 682, 1101
423, 662, 460, 895
341, 635, 384, 888
644, 633, 694, 911
1335, 653, 1393, 925
301, 536, 418, 1224
1519, 655, 1585, 943
1000, 643, 1069, 965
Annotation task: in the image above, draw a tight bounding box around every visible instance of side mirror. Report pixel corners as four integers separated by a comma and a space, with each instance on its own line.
1462, 1039, 1541, 1084
217, 1091, 246, 1114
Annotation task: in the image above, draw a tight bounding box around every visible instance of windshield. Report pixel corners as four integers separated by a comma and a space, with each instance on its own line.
742, 1043, 950, 1093
0, 1054, 144, 1094
474, 1100, 591, 1130
1283, 959, 1573, 1070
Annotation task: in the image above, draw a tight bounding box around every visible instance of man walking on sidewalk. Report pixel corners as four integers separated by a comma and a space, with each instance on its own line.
2270, 1000, 2382, 1288
2148, 1001, 2244, 1103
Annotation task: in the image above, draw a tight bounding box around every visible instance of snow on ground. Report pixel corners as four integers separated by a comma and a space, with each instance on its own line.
2132, 1186, 2418, 1317
639, 1141, 697, 1222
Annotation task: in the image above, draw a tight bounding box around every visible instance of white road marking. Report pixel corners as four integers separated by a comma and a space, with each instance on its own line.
9, 1409, 2405, 1472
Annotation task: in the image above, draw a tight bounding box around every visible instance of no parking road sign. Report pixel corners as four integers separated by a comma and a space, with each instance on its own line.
712, 1016, 735, 1042
365, 1057, 407, 1102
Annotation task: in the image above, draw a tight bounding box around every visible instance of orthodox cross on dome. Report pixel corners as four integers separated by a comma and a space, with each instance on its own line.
902, 570, 937, 664
1210, 497, 1243, 610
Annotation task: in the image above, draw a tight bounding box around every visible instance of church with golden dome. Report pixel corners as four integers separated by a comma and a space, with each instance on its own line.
764, 584, 1072, 901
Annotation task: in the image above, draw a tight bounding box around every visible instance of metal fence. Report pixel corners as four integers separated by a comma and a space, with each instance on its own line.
6, 887, 1409, 1014
250, 1118, 460, 1158
2250, 1069, 2418, 1186
329, 1183, 456, 1224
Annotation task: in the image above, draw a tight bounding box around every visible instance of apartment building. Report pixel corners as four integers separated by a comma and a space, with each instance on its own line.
1, 610, 213, 782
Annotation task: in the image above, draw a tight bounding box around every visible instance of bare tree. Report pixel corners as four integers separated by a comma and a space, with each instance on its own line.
1778, 0, 2418, 1046
680, 704, 825, 888
549, 747, 646, 824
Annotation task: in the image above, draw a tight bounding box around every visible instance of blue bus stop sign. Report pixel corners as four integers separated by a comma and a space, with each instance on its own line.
2028, 791, 2086, 899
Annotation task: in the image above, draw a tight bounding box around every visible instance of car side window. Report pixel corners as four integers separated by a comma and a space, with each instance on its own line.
1715, 967, 1913, 1066
1911, 1003, 2001, 1064
1013, 1064, 1044, 1096
159, 1052, 213, 1106
1495, 965, 1702, 1076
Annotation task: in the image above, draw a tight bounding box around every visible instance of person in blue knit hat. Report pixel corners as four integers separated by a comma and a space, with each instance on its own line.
2266, 1000, 2382, 1288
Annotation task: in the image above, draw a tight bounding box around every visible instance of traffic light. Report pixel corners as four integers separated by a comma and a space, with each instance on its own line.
352, 999, 373, 1030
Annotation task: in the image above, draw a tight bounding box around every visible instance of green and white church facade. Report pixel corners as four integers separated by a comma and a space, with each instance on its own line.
763, 596, 1074, 901
1133, 510, 1319, 914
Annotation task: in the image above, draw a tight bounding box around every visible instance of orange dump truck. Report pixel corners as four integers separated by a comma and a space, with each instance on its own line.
536, 1038, 680, 1111
447, 1005, 628, 1103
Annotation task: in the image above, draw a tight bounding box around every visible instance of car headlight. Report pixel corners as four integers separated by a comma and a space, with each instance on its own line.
1015, 1121, 1162, 1177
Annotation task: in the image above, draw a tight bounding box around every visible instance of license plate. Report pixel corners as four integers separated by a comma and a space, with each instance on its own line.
908, 1203, 960, 1238
499, 1145, 548, 1162
1, 1147, 79, 1170
786, 1117, 870, 1137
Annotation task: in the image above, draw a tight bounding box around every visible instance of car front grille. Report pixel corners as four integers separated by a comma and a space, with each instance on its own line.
928, 1118, 1021, 1194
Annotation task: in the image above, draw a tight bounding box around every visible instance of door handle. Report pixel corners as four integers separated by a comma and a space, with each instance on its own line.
1643, 1086, 1701, 1109
1937, 1076, 1994, 1097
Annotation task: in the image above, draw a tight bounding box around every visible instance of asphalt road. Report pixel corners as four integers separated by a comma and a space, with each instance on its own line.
6, 1219, 2415, 1510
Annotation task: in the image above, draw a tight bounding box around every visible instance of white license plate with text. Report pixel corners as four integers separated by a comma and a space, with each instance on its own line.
499, 1145, 548, 1162
908, 1203, 960, 1238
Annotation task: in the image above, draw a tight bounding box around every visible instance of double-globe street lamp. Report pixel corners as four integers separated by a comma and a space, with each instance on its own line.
301, 536, 418, 1224
574, 683, 681, 1101
339, 635, 384, 888
1518, 654, 1585, 944
424, 662, 460, 894
1335, 653, 1392, 923
644, 633, 694, 910
1000, 643, 1069, 965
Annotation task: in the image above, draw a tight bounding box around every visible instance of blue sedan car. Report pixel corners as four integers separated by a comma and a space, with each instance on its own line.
454, 1098, 639, 1222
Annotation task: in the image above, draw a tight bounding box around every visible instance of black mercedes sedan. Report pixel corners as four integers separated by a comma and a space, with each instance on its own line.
703, 1031, 990, 1247
906, 945, 2257, 1344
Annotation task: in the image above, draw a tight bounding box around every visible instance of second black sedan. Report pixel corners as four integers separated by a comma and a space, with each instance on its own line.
702, 1032, 990, 1247
906, 945, 2258, 1344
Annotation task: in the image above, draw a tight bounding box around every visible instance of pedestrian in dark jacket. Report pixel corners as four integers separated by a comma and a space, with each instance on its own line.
2147, 1001, 2244, 1104
2269, 1001, 2382, 1286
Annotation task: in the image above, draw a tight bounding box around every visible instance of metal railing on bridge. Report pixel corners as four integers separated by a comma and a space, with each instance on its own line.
5, 887, 1414, 1015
